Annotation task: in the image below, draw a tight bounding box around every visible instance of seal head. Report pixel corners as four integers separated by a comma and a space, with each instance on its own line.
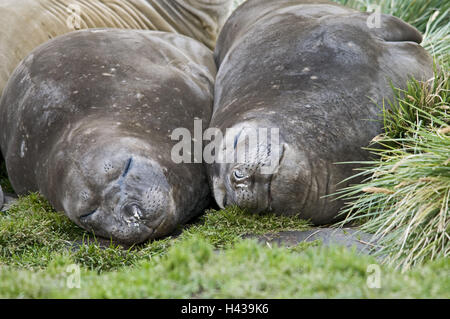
55, 129, 177, 244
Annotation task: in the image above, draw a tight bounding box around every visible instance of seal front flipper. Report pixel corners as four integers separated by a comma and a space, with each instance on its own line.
319, 12, 433, 81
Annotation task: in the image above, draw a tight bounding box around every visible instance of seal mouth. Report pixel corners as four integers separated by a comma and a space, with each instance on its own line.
77, 187, 170, 244
266, 143, 287, 212
142, 213, 166, 234
78, 204, 166, 244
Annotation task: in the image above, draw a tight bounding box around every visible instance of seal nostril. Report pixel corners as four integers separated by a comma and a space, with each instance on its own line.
122, 203, 143, 219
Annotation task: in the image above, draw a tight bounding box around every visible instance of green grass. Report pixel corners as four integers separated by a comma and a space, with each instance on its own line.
335, 68, 449, 271
0, 194, 310, 272
0, 235, 448, 298
0, 194, 449, 298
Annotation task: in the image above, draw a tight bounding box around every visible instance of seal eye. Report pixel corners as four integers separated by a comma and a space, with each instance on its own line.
233, 169, 246, 180
80, 209, 98, 220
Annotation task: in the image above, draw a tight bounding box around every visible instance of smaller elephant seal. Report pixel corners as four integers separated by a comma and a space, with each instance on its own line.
0, 29, 216, 244
208, 0, 434, 224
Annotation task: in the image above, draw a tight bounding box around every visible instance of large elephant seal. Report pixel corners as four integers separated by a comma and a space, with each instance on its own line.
0, 29, 216, 244
208, 0, 434, 224
0, 0, 232, 96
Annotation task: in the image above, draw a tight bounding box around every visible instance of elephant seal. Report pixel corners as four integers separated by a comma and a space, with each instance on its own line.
0, 29, 216, 244
0, 0, 232, 96
208, 0, 434, 224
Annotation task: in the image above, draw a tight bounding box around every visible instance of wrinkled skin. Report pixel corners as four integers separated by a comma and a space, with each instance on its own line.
209, 0, 434, 224
0, 29, 216, 244
0, 0, 232, 96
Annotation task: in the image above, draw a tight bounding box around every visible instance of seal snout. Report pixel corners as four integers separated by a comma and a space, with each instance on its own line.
122, 203, 144, 220
118, 191, 168, 231
74, 154, 176, 245
119, 202, 146, 227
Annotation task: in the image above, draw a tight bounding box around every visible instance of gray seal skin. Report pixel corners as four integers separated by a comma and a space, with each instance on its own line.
209, 0, 434, 224
0, 0, 232, 97
0, 29, 216, 244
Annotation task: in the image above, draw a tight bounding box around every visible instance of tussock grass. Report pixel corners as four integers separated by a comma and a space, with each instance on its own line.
335, 69, 449, 271
421, 9, 450, 67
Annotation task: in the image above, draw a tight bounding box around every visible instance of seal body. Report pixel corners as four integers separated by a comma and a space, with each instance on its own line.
0, 0, 232, 96
0, 29, 216, 244
209, 0, 434, 224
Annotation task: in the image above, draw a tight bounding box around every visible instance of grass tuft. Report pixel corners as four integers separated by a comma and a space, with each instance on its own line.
181, 206, 311, 248
335, 68, 449, 271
